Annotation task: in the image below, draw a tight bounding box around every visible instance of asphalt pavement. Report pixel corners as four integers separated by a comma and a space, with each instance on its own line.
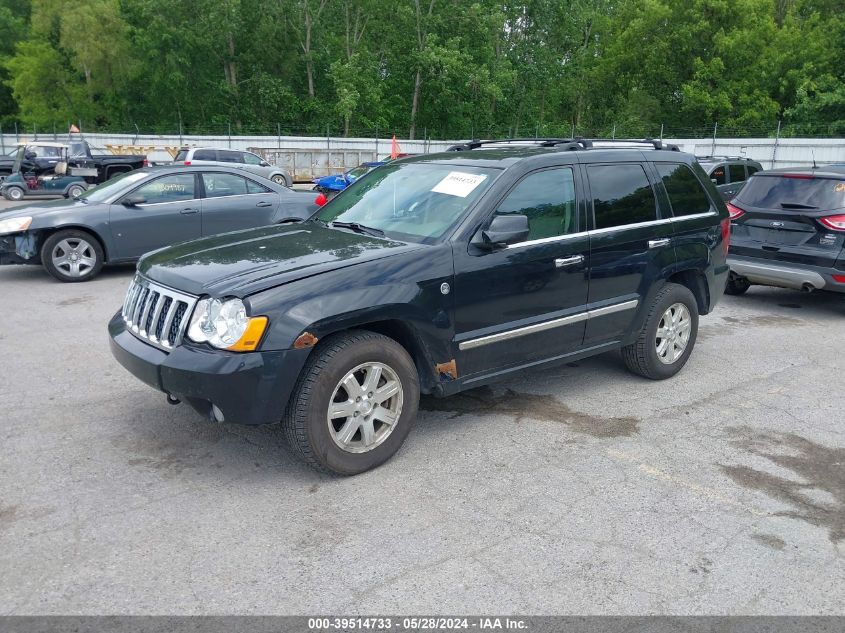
0, 195, 844, 614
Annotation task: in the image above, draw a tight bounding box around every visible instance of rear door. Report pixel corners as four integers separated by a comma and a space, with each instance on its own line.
720, 162, 748, 200
730, 174, 845, 267
452, 166, 590, 376
199, 172, 278, 235
582, 162, 675, 346
109, 173, 202, 259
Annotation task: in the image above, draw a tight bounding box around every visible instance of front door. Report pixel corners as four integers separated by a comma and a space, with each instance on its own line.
109, 173, 202, 260
452, 166, 590, 377
583, 162, 675, 345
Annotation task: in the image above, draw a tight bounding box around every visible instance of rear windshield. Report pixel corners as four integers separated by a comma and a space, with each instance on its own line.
736, 175, 845, 210
174, 150, 188, 162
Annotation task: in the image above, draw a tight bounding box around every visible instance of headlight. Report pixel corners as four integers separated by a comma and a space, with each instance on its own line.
187, 297, 268, 351
0, 216, 32, 236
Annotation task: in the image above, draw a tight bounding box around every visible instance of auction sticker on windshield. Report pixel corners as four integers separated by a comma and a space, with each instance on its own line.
431, 172, 487, 197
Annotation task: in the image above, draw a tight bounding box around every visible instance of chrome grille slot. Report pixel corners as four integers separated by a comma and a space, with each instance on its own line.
121, 276, 198, 351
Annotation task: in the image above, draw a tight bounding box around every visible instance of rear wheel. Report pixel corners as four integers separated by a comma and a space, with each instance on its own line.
622, 283, 699, 380
4, 186, 24, 201
725, 273, 751, 296
41, 229, 104, 282
271, 173, 291, 187
66, 184, 85, 199
282, 330, 419, 475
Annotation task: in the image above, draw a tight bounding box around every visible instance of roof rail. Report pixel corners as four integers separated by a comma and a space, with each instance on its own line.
446, 137, 680, 152
695, 154, 747, 161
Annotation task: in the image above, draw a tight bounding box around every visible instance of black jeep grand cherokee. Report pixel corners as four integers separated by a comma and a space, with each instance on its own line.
109, 138, 730, 475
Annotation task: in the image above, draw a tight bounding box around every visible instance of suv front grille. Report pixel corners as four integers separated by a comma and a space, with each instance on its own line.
121, 275, 197, 350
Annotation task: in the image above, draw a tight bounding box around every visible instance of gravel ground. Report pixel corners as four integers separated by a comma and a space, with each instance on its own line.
0, 195, 843, 614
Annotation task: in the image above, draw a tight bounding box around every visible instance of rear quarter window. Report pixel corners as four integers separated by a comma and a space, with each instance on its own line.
656, 163, 713, 217
736, 175, 845, 210
174, 150, 188, 162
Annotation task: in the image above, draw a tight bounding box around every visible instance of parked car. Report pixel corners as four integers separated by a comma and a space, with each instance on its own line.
725, 165, 845, 295
0, 166, 318, 282
697, 155, 763, 201
312, 161, 385, 196
0, 141, 146, 184
108, 137, 729, 475
173, 147, 293, 187
1, 143, 89, 201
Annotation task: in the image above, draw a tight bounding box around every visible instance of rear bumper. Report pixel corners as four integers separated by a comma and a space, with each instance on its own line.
728, 255, 845, 292
108, 312, 312, 425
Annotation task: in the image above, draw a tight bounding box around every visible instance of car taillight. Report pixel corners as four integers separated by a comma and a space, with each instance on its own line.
143, 158, 149, 167
726, 202, 745, 221
315, 193, 328, 207
782, 173, 814, 179
720, 217, 731, 256
819, 214, 845, 231
184, 160, 191, 166
832, 275, 845, 283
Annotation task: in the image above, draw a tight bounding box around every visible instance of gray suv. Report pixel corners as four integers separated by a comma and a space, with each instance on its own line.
697, 156, 763, 201
173, 147, 293, 187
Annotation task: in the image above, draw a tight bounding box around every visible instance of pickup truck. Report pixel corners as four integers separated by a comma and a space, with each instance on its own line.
69, 141, 146, 183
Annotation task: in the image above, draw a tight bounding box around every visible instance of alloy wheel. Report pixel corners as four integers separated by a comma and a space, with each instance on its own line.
51, 237, 97, 278
655, 302, 692, 364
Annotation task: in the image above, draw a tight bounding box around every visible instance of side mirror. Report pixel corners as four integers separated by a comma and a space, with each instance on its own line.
25, 152, 37, 160
711, 178, 718, 184
474, 214, 530, 249
122, 195, 146, 206
260, 161, 270, 167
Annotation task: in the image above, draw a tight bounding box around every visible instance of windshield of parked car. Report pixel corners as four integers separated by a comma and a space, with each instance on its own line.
315, 162, 498, 243
736, 174, 845, 210
80, 171, 150, 203
346, 165, 371, 180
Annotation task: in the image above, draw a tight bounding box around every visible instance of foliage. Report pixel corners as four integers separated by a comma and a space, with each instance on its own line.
1, 0, 843, 138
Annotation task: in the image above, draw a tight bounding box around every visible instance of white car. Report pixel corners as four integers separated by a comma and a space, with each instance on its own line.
173, 147, 293, 187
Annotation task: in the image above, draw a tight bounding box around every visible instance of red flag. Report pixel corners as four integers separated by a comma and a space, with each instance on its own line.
69, 124, 80, 133
390, 134, 400, 160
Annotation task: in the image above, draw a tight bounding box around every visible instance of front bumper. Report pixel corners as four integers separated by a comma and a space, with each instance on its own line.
728, 255, 845, 293
0, 232, 38, 265
108, 312, 312, 425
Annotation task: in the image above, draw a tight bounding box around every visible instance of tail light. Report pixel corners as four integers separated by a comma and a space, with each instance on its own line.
315, 193, 328, 207
726, 202, 745, 221
782, 173, 814, 179
143, 158, 149, 167
832, 275, 845, 283
720, 217, 731, 256
184, 160, 191, 166
819, 214, 845, 231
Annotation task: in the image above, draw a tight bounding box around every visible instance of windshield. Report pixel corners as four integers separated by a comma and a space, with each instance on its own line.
315, 163, 498, 243
81, 171, 150, 203
347, 165, 371, 180
736, 175, 845, 210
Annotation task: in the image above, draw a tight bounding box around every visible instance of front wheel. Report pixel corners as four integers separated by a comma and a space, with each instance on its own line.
66, 184, 85, 199
41, 229, 104, 282
622, 283, 699, 380
4, 186, 24, 201
282, 330, 419, 475
271, 173, 292, 187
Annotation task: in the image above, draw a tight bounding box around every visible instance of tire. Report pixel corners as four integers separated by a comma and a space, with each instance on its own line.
282, 330, 419, 475
41, 229, 104, 283
4, 186, 24, 201
622, 283, 699, 380
271, 173, 291, 187
725, 273, 751, 296
67, 184, 85, 199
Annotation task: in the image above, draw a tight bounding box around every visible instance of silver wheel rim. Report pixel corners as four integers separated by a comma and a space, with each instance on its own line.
327, 361, 403, 454
656, 302, 692, 365
52, 237, 97, 278
8, 187, 23, 200
271, 175, 284, 184
69, 186, 83, 197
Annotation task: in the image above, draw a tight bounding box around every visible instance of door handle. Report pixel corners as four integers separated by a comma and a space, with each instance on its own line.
256, 201, 273, 207
648, 238, 670, 249
180, 208, 199, 215
554, 255, 584, 268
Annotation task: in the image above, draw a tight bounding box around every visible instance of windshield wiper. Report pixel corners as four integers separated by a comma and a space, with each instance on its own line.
330, 221, 385, 237
780, 202, 818, 209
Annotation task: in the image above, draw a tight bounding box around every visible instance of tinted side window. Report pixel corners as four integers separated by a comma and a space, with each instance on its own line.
193, 149, 216, 161
656, 163, 713, 217
174, 149, 188, 162
729, 163, 746, 183
495, 167, 578, 240
246, 178, 270, 194
710, 165, 726, 185
747, 165, 759, 177
589, 164, 657, 229
202, 173, 248, 198
133, 174, 196, 204
243, 152, 263, 165
218, 150, 244, 164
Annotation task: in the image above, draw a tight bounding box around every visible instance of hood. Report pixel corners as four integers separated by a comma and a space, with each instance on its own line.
138, 222, 425, 297
0, 198, 94, 222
